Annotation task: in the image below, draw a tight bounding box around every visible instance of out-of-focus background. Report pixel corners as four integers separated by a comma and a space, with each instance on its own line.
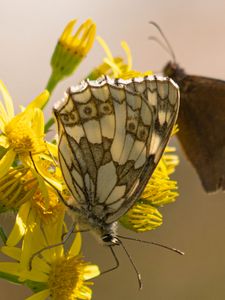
0, 0, 225, 299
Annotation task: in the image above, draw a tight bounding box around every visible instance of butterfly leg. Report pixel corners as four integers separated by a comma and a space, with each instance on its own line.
101, 245, 120, 275
101, 242, 143, 290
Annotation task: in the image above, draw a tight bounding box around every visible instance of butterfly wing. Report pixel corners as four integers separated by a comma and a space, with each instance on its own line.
53, 76, 179, 224
175, 74, 225, 192
105, 76, 180, 223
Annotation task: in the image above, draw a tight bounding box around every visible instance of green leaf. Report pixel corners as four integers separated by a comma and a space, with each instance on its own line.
25, 280, 48, 293
0, 271, 21, 285
0, 226, 7, 244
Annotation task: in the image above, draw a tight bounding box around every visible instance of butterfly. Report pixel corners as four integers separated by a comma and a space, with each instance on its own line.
150, 21, 225, 193
163, 63, 225, 193
53, 75, 179, 247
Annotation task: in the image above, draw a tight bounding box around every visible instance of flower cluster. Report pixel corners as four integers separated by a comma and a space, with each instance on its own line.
0, 18, 180, 299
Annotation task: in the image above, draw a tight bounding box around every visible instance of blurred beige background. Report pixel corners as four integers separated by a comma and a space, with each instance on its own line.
0, 0, 225, 299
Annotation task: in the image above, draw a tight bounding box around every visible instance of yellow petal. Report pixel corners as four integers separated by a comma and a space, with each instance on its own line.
0, 135, 9, 147
1, 246, 21, 260
97, 36, 114, 62
83, 265, 100, 280
0, 148, 15, 178
83, 23, 96, 54
60, 19, 77, 42
103, 57, 120, 77
20, 219, 60, 267
68, 231, 82, 257
25, 289, 50, 300
78, 286, 93, 299
46, 142, 58, 158
72, 21, 87, 43
121, 41, 132, 70
19, 213, 42, 269
34, 160, 63, 191
0, 102, 9, 127
31, 256, 51, 275
7, 201, 31, 246
20, 268, 49, 283
32, 108, 45, 137
0, 262, 20, 276
0, 80, 14, 119
26, 90, 49, 110
41, 216, 65, 260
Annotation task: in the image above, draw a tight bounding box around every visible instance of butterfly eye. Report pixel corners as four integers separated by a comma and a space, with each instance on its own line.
102, 234, 112, 243
101, 234, 120, 245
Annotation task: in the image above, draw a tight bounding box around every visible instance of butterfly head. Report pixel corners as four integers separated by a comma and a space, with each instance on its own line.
163, 61, 186, 83
101, 233, 120, 246
72, 207, 120, 246
89, 220, 120, 246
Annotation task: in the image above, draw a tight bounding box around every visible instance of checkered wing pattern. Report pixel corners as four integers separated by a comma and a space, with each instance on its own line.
53, 75, 179, 224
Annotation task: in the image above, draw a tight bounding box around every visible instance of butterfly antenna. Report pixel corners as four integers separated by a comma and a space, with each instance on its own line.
29, 223, 75, 270
118, 235, 184, 256
148, 36, 172, 57
149, 21, 176, 63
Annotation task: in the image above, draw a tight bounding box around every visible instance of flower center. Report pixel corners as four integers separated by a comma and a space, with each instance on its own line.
4, 117, 45, 154
48, 256, 90, 300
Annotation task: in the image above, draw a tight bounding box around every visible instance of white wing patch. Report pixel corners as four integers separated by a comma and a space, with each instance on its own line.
83, 119, 102, 144
97, 161, 117, 203
53, 75, 180, 224
110, 100, 127, 162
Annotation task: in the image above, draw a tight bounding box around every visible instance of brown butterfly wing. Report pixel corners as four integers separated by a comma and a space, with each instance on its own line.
175, 74, 225, 192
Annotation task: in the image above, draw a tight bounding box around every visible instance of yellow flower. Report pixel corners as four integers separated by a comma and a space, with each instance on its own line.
92, 36, 152, 79
0, 80, 49, 178
1, 230, 100, 300
0, 167, 37, 212
5, 159, 66, 247
141, 147, 179, 206
47, 19, 96, 93
120, 137, 179, 232
120, 202, 162, 232
87, 57, 124, 80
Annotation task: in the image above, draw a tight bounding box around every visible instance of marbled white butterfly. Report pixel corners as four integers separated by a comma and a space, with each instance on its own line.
53, 75, 180, 247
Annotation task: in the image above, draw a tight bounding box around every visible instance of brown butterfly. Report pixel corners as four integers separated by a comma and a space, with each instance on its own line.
150, 22, 225, 193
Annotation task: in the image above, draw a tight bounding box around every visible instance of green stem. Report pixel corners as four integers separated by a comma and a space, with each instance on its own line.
46, 71, 63, 94
44, 117, 55, 133
41, 70, 63, 110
